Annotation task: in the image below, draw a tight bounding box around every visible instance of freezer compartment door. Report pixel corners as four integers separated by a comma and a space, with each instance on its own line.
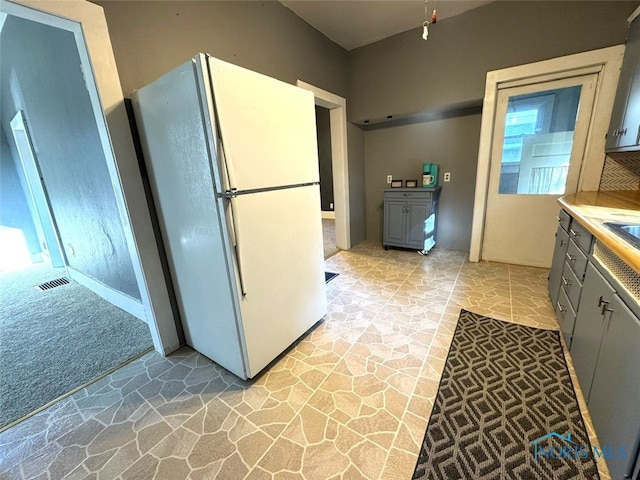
231, 184, 327, 377
208, 57, 319, 191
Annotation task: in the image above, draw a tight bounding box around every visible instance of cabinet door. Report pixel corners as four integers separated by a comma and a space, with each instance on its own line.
618, 18, 640, 149
405, 200, 430, 248
607, 17, 640, 150
549, 227, 569, 310
569, 263, 615, 399
383, 199, 406, 246
587, 294, 640, 480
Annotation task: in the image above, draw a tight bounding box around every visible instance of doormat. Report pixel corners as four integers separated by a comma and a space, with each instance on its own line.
413, 309, 599, 480
324, 272, 339, 283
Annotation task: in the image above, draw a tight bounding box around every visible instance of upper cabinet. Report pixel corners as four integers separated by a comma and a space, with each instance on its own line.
606, 14, 640, 152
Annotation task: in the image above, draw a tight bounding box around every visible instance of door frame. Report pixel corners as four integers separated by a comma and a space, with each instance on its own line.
9, 110, 66, 268
3, 0, 180, 354
296, 80, 351, 250
469, 45, 625, 262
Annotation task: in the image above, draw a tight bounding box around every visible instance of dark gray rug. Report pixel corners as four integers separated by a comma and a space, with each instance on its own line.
413, 309, 599, 480
0, 263, 153, 429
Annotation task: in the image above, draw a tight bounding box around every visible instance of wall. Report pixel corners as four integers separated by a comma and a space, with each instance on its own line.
93, 0, 366, 248
349, 1, 634, 124
95, 1, 348, 99
347, 123, 366, 245
365, 114, 481, 251
0, 15, 140, 299
0, 126, 40, 257
315, 106, 334, 211
352, 1, 635, 250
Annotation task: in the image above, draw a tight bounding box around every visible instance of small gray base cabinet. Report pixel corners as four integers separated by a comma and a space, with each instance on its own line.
383, 188, 440, 252
549, 210, 593, 349
569, 262, 616, 400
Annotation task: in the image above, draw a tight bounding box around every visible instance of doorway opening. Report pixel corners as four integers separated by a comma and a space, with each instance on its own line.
0, 4, 154, 431
297, 80, 350, 254
469, 46, 625, 265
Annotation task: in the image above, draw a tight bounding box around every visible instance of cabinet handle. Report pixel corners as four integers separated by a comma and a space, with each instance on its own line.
403, 193, 411, 197
613, 128, 620, 136
556, 301, 566, 313
560, 239, 566, 247
620, 127, 628, 136
562, 276, 571, 287
569, 228, 580, 237
601, 301, 614, 316
566, 253, 576, 262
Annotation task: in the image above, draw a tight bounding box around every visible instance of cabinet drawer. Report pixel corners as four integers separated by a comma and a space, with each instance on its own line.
568, 220, 593, 254
561, 261, 582, 311
558, 209, 571, 233
566, 239, 588, 280
384, 190, 432, 200
556, 287, 577, 348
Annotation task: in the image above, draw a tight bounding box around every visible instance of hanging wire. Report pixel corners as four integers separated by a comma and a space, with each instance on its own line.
422, 0, 429, 40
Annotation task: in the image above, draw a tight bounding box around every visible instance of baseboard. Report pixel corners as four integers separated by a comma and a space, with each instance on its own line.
321, 211, 336, 219
66, 267, 146, 322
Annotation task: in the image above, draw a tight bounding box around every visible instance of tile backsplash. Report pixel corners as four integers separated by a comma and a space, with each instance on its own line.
599, 152, 640, 190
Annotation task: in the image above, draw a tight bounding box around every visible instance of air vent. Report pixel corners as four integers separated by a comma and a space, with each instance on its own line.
35, 277, 70, 291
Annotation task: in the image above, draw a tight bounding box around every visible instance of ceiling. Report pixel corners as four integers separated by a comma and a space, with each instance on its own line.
279, 0, 496, 51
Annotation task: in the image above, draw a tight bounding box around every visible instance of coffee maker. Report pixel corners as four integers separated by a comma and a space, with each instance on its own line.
422, 163, 439, 188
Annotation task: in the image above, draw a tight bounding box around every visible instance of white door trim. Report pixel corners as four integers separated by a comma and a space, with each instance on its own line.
469, 45, 625, 262
3, 0, 180, 354
296, 80, 351, 250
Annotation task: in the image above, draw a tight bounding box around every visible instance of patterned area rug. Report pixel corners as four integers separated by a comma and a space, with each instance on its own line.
413, 310, 599, 480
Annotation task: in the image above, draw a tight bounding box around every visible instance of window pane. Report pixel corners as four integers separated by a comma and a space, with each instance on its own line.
498, 85, 582, 195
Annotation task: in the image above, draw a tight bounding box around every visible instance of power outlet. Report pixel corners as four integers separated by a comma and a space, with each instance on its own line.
386, 175, 393, 184
444, 172, 451, 182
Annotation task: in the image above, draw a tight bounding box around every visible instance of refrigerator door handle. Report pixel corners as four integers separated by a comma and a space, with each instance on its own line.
227, 196, 247, 297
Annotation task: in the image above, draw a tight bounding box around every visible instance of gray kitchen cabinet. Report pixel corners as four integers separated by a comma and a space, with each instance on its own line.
383, 188, 440, 252
549, 224, 570, 308
549, 210, 593, 348
585, 293, 640, 480
606, 15, 640, 152
568, 262, 616, 400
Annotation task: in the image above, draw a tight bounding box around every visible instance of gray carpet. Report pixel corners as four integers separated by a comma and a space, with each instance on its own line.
0, 263, 153, 429
413, 310, 599, 480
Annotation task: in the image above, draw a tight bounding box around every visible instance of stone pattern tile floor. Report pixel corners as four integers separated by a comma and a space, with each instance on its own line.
0, 242, 609, 479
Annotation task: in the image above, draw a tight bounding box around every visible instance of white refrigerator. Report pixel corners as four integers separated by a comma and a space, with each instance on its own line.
132, 54, 327, 379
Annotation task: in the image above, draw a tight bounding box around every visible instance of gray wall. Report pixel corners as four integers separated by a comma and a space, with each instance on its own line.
365, 114, 481, 251
352, 1, 635, 250
95, 0, 349, 98
94, 0, 367, 247
0, 16, 140, 298
349, 1, 634, 124
348, 123, 366, 246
